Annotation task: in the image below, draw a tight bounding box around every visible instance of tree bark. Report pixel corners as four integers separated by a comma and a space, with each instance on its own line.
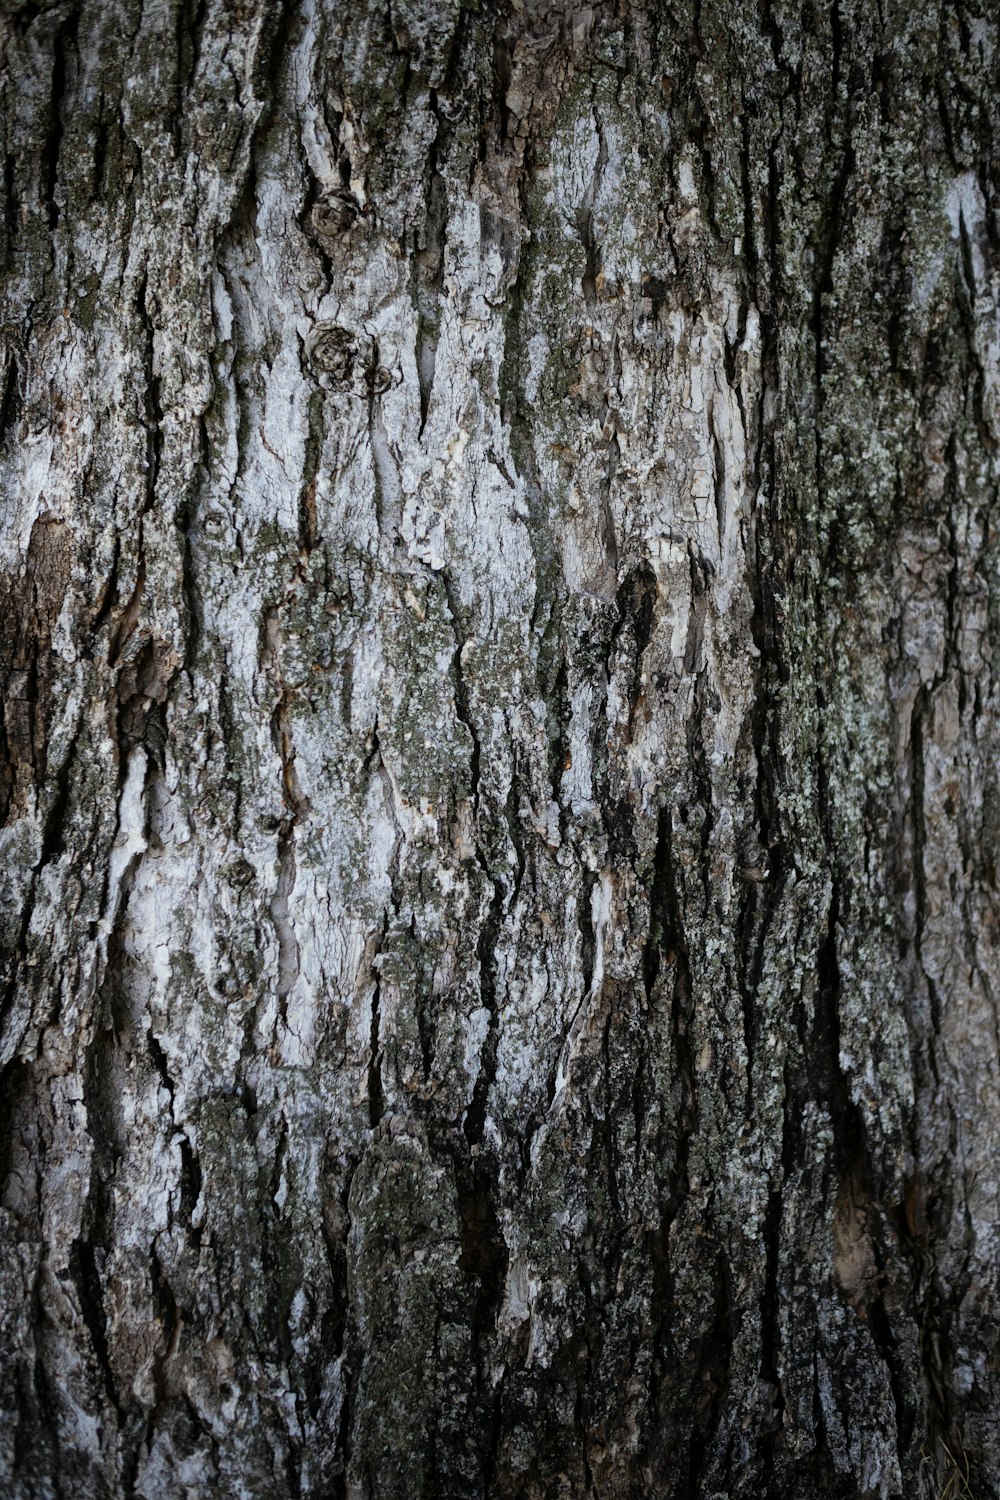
1, 1, 999, 1496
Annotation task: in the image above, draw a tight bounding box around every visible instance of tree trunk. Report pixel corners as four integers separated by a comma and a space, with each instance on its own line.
1, 2, 998, 1496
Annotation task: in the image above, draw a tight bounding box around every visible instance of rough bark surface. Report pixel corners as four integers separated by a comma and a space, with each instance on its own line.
1, 2, 999, 1497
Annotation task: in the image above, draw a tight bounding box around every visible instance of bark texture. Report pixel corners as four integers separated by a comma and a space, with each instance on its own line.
1, 2, 999, 1496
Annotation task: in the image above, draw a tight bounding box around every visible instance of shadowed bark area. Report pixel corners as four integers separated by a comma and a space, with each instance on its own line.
1, 2, 999, 1497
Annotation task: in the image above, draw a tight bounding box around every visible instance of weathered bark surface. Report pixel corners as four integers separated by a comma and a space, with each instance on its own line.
1, 2, 999, 1496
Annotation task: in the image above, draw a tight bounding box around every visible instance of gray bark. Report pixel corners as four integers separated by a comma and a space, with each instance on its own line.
1, 1, 999, 1496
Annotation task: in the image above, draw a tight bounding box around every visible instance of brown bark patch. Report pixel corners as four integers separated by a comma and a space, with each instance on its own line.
833, 1172, 878, 1312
